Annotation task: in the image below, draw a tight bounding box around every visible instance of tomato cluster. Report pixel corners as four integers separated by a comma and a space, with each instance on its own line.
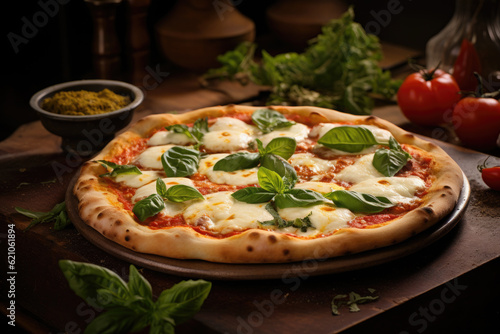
397, 63, 500, 151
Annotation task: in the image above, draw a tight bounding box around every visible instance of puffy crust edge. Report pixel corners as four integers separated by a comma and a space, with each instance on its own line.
74, 105, 464, 263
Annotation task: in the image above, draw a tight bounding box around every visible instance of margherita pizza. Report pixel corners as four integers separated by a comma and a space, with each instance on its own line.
73, 105, 463, 263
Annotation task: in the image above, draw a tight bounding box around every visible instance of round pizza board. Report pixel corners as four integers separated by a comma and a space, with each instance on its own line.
66, 172, 470, 280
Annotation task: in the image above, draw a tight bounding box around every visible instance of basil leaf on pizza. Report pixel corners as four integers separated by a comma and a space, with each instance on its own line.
161, 146, 200, 177
156, 178, 204, 203
274, 188, 326, 209
133, 194, 165, 221
372, 137, 412, 177
258, 166, 285, 193
231, 187, 276, 203
166, 118, 208, 149
213, 137, 295, 172
318, 126, 384, 153
212, 152, 261, 172
251, 108, 295, 133
260, 202, 315, 232
260, 154, 298, 189
96, 160, 142, 177
324, 190, 395, 213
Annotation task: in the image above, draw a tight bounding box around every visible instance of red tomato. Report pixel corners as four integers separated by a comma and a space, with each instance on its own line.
453, 39, 482, 92
452, 97, 500, 150
478, 157, 500, 190
397, 68, 461, 126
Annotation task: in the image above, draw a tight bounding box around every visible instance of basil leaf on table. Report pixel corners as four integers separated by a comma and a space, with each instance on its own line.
372, 137, 412, 177
96, 160, 142, 177
231, 186, 276, 204
59, 260, 211, 334
213, 152, 261, 172
274, 188, 326, 209
15, 201, 71, 231
133, 194, 165, 221
317, 126, 383, 153
324, 190, 395, 213
156, 178, 204, 203
161, 146, 201, 177
251, 108, 295, 134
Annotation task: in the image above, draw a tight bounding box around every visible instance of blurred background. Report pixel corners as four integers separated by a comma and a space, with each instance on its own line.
1, 0, 456, 141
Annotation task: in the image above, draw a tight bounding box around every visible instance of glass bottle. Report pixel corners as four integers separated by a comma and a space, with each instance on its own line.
426, 0, 500, 92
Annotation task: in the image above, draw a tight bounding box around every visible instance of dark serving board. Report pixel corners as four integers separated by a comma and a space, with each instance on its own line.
66, 171, 470, 280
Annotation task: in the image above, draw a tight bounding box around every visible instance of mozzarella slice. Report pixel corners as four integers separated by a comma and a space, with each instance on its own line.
114, 170, 162, 188
136, 145, 175, 169
202, 130, 254, 152
335, 153, 383, 183
182, 191, 273, 234
148, 130, 196, 146
349, 176, 426, 204
198, 154, 258, 186
209, 117, 259, 135
278, 205, 356, 237
294, 181, 344, 194
258, 123, 310, 146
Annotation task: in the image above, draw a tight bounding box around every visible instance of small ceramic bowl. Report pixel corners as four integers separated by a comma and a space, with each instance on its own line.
30, 79, 144, 156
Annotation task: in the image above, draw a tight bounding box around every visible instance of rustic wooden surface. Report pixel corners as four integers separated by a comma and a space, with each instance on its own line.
1, 55, 500, 333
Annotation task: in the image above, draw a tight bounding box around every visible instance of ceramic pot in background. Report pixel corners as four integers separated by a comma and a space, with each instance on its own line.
155, 0, 255, 71
266, 0, 348, 51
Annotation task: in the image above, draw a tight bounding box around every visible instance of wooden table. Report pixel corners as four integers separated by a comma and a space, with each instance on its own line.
1, 61, 500, 334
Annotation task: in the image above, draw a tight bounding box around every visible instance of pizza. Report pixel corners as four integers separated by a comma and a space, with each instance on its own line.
73, 105, 464, 263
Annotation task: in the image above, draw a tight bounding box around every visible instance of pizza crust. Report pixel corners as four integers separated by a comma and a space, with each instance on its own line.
74, 105, 464, 263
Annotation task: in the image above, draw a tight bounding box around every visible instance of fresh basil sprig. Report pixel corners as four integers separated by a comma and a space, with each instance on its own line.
323, 190, 395, 213
161, 146, 201, 177
372, 137, 412, 177
96, 160, 142, 177
232, 165, 325, 209
133, 194, 165, 222
251, 108, 295, 134
213, 137, 296, 172
260, 202, 315, 232
133, 179, 204, 221
15, 201, 71, 231
317, 126, 386, 153
156, 178, 204, 203
59, 260, 211, 334
166, 118, 208, 149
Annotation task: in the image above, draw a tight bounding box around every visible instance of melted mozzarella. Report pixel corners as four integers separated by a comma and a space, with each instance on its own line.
349, 176, 426, 204
202, 130, 254, 152
278, 205, 355, 237
182, 191, 273, 234
115, 170, 162, 188
258, 123, 310, 146
148, 131, 195, 146
294, 181, 344, 194
198, 154, 258, 186
136, 145, 175, 169
288, 153, 334, 175
209, 117, 259, 135
335, 153, 383, 183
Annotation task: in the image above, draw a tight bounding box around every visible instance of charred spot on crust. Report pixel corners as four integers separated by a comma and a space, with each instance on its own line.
115, 220, 122, 226
268, 235, 277, 244
441, 193, 447, 197
443, 185, 452, 189
422, 207, 434, 215
247, 245, 253, 252
125, 235, 130, 242
403, 133, 415, 139
365, 116, 377, 122
97, 212, 104, 219
249, 231, 260, 240
283, 249, 290, 256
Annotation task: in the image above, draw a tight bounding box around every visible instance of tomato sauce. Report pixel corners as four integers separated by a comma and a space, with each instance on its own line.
104, 114, 433, 237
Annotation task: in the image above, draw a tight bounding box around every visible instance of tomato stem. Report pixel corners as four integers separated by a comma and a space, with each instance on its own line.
477, 156, 491, 173
408, 59, 440, 81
